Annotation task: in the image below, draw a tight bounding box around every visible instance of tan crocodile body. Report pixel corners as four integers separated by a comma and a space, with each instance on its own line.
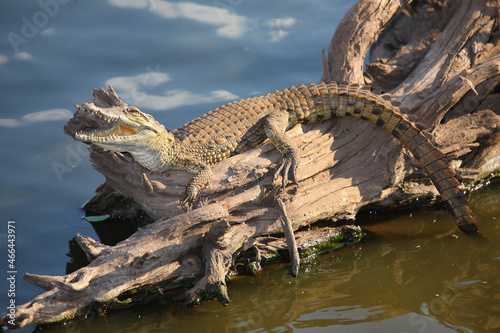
75, 82, 479, 234
171, 82, 477, 233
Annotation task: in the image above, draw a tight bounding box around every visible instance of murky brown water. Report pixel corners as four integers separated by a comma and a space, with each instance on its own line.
41, 179, 500, 333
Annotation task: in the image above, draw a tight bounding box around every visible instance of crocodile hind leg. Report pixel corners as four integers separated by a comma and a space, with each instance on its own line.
263, 109, 300, 188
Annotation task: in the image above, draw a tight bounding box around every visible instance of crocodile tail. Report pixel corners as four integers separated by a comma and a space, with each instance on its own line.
393, 120, 479, 234
316, 81, 479, 234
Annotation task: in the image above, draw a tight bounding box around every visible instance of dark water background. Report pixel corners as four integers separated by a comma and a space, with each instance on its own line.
0, 1, 499, 332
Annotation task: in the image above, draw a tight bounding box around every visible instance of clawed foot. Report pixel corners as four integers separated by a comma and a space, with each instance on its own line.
273, 155, 299, 189
180, 193, 211, 211
179, 164, 212, 210
180, 190, 198, 210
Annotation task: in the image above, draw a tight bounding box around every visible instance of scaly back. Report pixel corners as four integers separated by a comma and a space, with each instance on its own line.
174, 82, 405, 143
172, 82, 478, 234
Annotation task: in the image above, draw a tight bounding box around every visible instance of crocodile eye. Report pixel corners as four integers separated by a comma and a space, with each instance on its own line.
127, 107, 149, 121
127, 107, 141, 114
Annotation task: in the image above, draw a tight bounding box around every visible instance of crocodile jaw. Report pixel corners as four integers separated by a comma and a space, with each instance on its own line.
76, 122, 137, 142
74, 102, 159, 152
73, 102, 177, 171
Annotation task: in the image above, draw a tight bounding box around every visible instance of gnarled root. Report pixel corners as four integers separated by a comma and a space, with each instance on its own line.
181, 220, 254, 308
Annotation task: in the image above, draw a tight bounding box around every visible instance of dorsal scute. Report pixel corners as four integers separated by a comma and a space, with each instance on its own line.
391, 100, 401, 107
407, 114, 418, 122
317, 81, 327, 89
307, 83, 320, 96
337, 83, 349, 95
278, 88, 297, 110
317, 81, 329, 95
289, 87, 306, 110
373, 92, 390, 108
280, 88, 290, 96
327, 81, 338, 95
255, 99, 268, 109
415, 122, 426, 131
289, 86, 302, 102
365, 91, 379, 103
380, 94, 394, 109
357, 85, 371, 100
347, 84, 361, 97
298, 84, 313, 99
288, 85, 300, 99
400, 107, 411, 114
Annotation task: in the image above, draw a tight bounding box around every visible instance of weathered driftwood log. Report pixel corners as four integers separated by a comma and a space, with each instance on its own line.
4, 0, 500, 329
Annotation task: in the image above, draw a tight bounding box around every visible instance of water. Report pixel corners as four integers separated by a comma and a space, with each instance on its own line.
0, 1, 498, 332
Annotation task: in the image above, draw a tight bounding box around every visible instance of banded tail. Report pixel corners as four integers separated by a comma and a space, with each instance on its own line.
293, 82, 479, 234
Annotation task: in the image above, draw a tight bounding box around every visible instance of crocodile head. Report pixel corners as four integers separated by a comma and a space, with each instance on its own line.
75, 102, 174, 156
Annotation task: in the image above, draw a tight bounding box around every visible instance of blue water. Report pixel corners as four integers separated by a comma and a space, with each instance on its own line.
1, 1, 499, 332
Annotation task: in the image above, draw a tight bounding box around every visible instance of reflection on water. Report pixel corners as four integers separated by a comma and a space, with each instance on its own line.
0, 109, 73, 128
470, 181, 500, 217
109, 0, 251, 39
104, 71, 239, 111
41, 181, 500, 333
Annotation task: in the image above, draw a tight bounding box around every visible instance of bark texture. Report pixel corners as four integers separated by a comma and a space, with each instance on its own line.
4, 0, 500, 329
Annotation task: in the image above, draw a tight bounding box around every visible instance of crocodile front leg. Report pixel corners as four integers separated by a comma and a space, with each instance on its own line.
178, 157, 213, 207
263, 109, 300, 188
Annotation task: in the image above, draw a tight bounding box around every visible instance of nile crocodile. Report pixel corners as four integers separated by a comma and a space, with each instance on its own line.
75, 82, 479, 234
